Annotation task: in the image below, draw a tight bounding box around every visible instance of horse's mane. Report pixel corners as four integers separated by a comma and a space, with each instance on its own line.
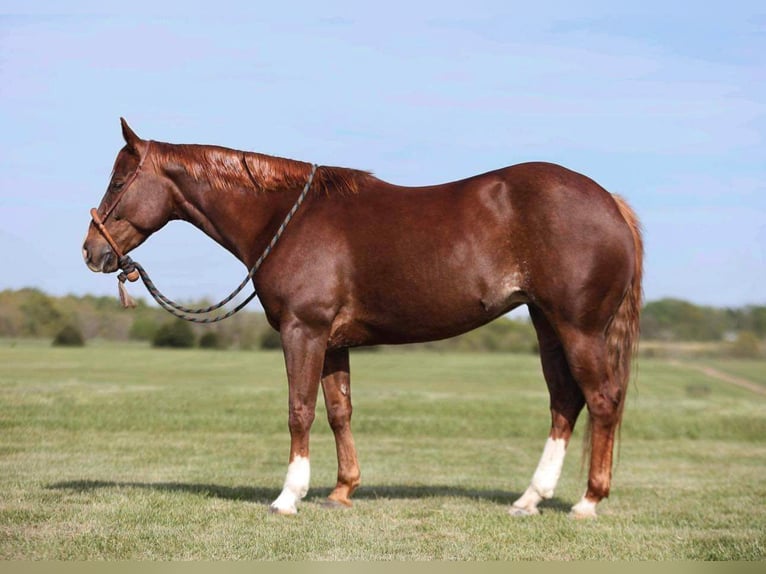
151, 142, 372, 196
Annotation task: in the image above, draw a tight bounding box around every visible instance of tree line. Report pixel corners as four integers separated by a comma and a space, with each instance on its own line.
641, 298, 766, 341
1, 289, 764, 353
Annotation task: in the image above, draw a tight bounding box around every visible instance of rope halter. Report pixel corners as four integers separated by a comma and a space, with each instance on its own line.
88, 143, 318, 321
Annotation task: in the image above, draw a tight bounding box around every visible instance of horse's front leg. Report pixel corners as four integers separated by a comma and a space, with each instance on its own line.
269, 319, 328, 515
321, 347, 361, 508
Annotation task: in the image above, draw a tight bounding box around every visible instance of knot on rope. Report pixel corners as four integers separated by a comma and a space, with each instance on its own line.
116, 256, 139, 309
118, 256, 140, 283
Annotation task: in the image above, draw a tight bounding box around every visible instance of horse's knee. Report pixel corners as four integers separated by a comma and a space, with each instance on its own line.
326, 403, 352, 432
288, 403, 316, 434
585, 382, 623, 426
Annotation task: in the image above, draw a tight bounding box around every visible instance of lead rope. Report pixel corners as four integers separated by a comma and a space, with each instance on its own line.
115, 163, 318, 323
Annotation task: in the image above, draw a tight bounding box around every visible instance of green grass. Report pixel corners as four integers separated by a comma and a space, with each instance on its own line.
0, 340, 764, 560
699, 359, 766, 388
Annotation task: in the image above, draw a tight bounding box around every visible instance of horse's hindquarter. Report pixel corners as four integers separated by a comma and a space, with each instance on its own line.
504, 163, 637, 329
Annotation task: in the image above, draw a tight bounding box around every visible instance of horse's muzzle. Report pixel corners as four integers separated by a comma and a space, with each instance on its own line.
82, 238, 118, 273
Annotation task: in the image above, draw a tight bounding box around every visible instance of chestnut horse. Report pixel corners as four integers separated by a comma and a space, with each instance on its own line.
83, 119, 643, 518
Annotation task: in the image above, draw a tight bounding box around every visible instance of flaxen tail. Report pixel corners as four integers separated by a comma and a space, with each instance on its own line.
580, 194, 643, 470
608, 195, 644, 422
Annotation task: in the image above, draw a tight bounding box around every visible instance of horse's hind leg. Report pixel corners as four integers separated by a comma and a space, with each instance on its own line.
511, 305, 585, 516
559, 327, 624, 519
320, 348, 361, 508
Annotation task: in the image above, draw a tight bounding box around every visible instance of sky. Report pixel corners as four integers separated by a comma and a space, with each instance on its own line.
1, 1, 764, 313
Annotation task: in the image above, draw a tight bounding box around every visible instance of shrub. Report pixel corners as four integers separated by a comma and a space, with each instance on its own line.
52, 325, 85, 347
129, 316, 159, 341
22, 290, 63, 337
730, 331, 762, 359
152, 320, 196, 348
199, 331, 226, 350
259, 328, 282, 350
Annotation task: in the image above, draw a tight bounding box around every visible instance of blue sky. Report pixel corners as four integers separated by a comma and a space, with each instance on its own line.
1, 1, 764, 310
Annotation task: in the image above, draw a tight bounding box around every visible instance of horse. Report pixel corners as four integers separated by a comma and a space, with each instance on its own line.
83, 118, 643, 518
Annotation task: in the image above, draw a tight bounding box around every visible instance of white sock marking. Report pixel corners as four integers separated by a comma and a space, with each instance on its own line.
512, 437, 567, 514
270, 455, 310, 514
530, 437, 567, 499
571, 495, 598, 518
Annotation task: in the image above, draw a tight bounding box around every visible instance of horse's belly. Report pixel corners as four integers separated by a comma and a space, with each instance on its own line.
327, 269, 528, 348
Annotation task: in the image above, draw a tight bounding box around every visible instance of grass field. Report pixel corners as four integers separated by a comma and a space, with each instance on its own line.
0, 339, 764, 560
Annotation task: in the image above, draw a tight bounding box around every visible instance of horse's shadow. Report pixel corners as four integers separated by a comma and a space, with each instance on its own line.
47, 479, 572, 513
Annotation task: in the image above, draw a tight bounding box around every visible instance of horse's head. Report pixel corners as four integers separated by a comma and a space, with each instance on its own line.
83, 118, 176, 274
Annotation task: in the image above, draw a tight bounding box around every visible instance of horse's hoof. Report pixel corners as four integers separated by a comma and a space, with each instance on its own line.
269, 503, 297, 515
509, 505, 540, 517
322, 498, 352, 510
569, 499, 598, 519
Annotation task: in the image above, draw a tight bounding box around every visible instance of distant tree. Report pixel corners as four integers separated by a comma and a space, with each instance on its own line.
225, 313, 268, 350
730, 331, 762, 359
3, 287, 764, 350
129, 316, 159, 341
20, 289, 63, 337
52, 324, 85, 347
199, 331, 226, 350
641, 298, 726, 341
152, 320, 196, 348
749, 306, 766, 338
408, 317, 537, 353
259, 327, 282, 350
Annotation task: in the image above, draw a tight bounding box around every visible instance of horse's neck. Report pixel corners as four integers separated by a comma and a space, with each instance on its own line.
169, 148, 308, 266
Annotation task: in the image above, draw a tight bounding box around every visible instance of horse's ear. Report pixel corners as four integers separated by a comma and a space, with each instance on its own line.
120, 117, 142, 150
